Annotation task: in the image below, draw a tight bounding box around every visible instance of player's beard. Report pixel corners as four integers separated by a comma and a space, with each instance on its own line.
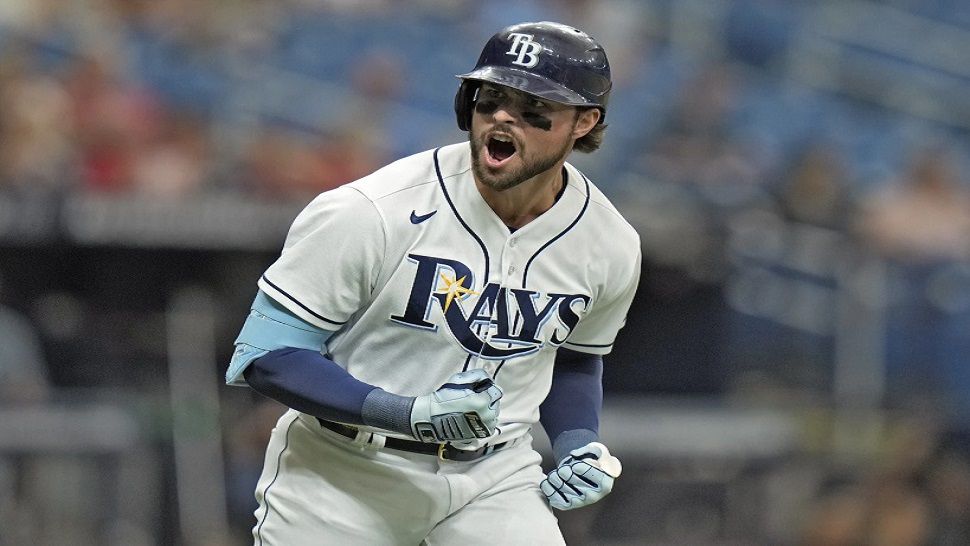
470, 131, 573, 192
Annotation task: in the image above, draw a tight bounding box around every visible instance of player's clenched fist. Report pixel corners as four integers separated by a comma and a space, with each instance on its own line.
541, 442, 621, 510
409, 369, 503, 443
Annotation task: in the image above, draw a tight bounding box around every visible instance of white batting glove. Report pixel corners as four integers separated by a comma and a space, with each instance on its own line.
410, 369, 503, 443
541, 442, 622, 510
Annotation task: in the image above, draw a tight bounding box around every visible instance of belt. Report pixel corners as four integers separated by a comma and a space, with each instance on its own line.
316, 418, 507, 462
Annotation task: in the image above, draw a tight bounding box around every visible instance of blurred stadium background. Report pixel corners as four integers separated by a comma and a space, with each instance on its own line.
1, 0, 969, 544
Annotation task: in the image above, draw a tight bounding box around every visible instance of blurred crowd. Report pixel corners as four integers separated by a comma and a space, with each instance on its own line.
799, 417, 970, 546
1, 0, 968, 203
1, 0, 970, 544
0, 0, 399, 202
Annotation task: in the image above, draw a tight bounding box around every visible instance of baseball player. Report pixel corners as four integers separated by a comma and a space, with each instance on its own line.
226, 21, 641, 545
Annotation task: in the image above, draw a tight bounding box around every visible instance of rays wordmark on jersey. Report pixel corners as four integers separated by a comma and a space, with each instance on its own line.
390, 254, 589, 359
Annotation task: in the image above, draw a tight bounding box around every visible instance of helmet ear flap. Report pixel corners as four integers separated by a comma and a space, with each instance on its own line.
454, 81, 480, 131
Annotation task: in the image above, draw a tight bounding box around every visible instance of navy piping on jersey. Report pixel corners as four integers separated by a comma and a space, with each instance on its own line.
520, 173, 601, 353
522, 172, 591, 286
261, 274, 346, 327
565, 340, 613, 348
435, 147, 496, 371
434, 147, 491, 282
255, 414, 298, 546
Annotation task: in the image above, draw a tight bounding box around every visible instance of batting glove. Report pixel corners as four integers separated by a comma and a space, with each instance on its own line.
541, 442, 622, 510
410, 369, 503, 443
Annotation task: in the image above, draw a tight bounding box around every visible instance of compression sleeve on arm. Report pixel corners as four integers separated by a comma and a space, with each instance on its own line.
227, 290, 414, 434
539, 348, 604, 462
244, 348, 412, 433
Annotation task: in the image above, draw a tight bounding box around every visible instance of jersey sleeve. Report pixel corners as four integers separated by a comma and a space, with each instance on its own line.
561, 246, 641, 355
258, 185, 387, 330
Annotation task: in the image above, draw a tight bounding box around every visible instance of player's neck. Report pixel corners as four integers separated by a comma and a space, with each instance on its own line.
476, 166, 565, 230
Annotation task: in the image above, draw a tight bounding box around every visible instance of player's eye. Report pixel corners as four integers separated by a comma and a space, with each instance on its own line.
482, 86, 504, 100
527, 98, 549, 109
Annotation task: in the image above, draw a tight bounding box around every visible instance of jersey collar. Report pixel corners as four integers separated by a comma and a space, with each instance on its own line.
433, 143, 591, 281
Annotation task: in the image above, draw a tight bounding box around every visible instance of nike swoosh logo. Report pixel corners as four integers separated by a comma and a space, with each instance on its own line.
410, 210, 437, 224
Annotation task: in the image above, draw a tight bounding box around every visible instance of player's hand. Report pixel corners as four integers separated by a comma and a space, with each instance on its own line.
409, 369, 503, 443
541, 442, 621, 510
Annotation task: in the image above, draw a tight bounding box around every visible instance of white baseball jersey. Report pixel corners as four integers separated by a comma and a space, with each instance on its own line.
257, 142, 641, 447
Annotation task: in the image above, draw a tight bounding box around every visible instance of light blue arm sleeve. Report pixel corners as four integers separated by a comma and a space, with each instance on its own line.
225, 290, 333, 386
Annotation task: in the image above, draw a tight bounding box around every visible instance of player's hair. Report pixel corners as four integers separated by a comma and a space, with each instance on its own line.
573, 109, 607, 153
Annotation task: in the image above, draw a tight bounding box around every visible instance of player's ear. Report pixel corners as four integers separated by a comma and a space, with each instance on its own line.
571, 108, 600, 140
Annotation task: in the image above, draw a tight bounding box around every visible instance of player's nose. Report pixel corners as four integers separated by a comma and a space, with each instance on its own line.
491, 103, 520, 124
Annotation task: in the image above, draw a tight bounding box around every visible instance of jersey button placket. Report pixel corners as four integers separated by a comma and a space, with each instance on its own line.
501, 238, 518, 281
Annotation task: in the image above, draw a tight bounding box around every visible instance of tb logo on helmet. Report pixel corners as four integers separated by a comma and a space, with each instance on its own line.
506, 33, 542, 68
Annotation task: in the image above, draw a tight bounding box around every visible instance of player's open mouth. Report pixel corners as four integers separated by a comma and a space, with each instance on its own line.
485, 134, 517, 167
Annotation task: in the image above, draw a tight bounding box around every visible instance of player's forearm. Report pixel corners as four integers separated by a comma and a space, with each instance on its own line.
244, 347, 413, 434
539, 348, 603, 462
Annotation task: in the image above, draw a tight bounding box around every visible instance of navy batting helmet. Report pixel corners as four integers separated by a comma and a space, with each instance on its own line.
455, 21, 612, 131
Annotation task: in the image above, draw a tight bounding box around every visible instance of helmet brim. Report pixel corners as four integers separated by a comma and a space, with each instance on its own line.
456, 66, 597, 108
